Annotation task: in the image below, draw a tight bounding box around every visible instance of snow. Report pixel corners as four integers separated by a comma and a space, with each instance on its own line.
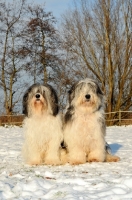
0, 125, 132, 200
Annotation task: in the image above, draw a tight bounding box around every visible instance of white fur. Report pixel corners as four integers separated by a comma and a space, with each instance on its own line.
23, 114, 63, 165
64, 109, 106, 164
22, 84, 63, 165
63, 78, 106, 164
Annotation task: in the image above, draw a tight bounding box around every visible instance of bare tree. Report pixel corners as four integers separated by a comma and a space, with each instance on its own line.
0, 0, 64, 114
60, 0, 132, 124
23, 5, 61, 84
0, 0, 26, 114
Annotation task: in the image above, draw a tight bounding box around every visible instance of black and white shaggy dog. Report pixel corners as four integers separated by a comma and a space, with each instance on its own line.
62, 78, 120, 165
22, 83, 63, 165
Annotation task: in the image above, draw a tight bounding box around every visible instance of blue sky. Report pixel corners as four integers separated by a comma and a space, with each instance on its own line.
29, 0, 73, 20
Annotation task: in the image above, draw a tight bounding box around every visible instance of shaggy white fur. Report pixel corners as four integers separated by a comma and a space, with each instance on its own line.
63, 78, 106, 165
64, 110, 106, 164
23, 114, 63, 165
22, 84, 63, 165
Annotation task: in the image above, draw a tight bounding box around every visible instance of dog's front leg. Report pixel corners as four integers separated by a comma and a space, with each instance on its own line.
22, 143, 42, 165
87, 138, 106, 162
67, 146, 87, 165
44, 140, 61, 165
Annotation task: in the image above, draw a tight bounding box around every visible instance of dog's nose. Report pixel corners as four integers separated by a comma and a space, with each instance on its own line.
36, 94, 40, 99
85, 94, 91, 100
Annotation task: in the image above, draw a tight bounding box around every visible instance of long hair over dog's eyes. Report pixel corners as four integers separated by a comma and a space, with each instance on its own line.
42, 90, 45, 96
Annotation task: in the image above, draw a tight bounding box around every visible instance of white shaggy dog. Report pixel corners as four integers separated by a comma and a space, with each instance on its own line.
62, 78, 120, 165
22, 83, 63, 165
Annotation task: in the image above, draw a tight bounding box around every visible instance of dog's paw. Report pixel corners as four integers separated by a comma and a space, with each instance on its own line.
69, 161, 86, 165
88, 155, 105, 162
27, 160, 42, 166
88, 158, 102, 162
44, 159, 61, 166
88, 151, 105, 162
105, 154, 120, 162
68, 159, 86, 165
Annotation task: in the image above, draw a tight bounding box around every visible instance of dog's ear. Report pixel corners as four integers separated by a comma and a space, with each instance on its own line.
22, 83, 41, 116
22, 92, 28, 116
68, 83, 77, 103
91, 79, 103, 95
47, 84, 59, 116
97, 84, 104, 95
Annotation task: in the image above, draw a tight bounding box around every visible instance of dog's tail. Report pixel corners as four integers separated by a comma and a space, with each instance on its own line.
105, 143, 120, 162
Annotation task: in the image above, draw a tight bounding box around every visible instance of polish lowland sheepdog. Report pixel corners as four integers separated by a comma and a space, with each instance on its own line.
22, 83, 63, 165
62, 78, 120, 165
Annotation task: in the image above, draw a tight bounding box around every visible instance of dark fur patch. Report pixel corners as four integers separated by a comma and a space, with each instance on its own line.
66, 81, 92, 123
68, 83, 77, 103
97, 84, 103, 95
64, 105, 74, 124
23, 92, 28, 116
61, 141, 67, 149
105, 142, 112, 154
46, 84, 59, 116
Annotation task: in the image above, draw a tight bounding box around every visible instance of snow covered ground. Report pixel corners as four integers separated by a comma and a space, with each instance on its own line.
0, 125, 132, 200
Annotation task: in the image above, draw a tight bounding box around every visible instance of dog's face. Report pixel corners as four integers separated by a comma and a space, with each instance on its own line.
68, 78, 104, 113
23, 83, 59, 117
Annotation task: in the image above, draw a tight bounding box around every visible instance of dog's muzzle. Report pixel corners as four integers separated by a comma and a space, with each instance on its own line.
85, 94, 91, 101
35, 93, 41, 101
